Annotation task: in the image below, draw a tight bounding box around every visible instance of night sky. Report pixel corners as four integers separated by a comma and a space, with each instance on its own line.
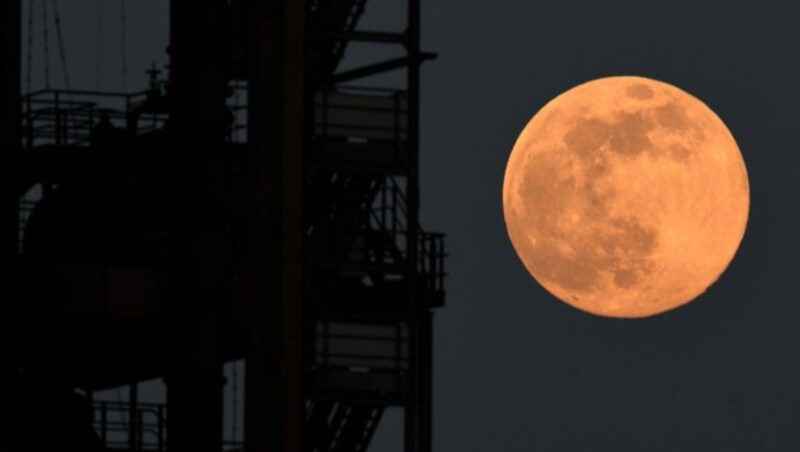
30, 0, 800, 450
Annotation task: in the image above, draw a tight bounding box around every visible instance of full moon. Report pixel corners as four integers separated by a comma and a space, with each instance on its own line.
503, 76, 749, 318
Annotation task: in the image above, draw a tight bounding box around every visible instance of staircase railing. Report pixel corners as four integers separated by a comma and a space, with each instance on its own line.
314, 319, 409, 372
368, 176, 447, 300
93, 401, 245, 452
18, 199, 36, 254
21, 82, 250, 150
22, 89, 152, 149
93, 401, 166, 451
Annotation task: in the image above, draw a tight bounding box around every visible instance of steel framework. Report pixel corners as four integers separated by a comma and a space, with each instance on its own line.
0, 1, 444, 451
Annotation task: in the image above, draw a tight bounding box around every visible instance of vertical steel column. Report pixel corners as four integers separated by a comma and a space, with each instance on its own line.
244, 0, 305, 451
404, 0, 430, 449
0, 3, 21, 449
0, 1, 21, 440
166, 1, 227, 452
166, 318, 224, 452
1, 0, 20, 267
129, 382, 138, 451
169, 0, 229, 139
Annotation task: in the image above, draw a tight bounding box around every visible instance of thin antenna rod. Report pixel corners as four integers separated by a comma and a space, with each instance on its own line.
120, 0, 128, 91
50, 0, 70, 89
42, 0, 50, 89
96, 0, 102, 89
26, 0, 35, 93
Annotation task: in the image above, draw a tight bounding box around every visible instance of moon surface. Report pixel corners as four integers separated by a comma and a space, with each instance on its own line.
503, 76, 749, 318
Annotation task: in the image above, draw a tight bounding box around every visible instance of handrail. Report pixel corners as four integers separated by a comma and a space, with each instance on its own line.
20, 84, 407, 150
92, 400, 245, 452
23, 88, 150, 99
93, 400, 166, 452
315, 320, 410, 372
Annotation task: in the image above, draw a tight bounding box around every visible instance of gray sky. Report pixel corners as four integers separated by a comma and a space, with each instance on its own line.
28, 0, 800, 450
22, 0, 168, 93
419, 1, 800, 451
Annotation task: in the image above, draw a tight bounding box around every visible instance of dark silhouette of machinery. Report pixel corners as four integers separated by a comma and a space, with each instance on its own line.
0, 0, 444, 451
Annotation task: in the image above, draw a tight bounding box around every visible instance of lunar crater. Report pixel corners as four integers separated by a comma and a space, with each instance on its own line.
626, 84, 655, 100
562, 99, 709, 166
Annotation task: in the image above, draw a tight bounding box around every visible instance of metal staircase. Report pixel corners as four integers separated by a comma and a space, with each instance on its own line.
304, 0, 443, 449
93, 401, 167, 452
305, 400, 384, 452
309, 0, 369, 77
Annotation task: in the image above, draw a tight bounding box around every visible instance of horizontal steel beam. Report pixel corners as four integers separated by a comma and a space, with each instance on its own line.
321, 30, 408, 45
329, 52, 437, 85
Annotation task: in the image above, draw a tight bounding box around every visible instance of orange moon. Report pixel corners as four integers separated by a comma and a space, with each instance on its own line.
503, 76, 749, 318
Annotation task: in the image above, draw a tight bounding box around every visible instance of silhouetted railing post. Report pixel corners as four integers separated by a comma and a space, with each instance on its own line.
137, 409, 144, 451
54, 91, 61, 147
24, 95, 32, 150
394, 93, 400, 164
125, 94, 132, 133
129, 383, 138, 451
157, 404, 165, 452
100, 402, 108, 444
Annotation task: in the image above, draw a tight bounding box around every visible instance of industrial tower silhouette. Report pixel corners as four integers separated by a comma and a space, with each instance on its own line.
0, 1, 445, 451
